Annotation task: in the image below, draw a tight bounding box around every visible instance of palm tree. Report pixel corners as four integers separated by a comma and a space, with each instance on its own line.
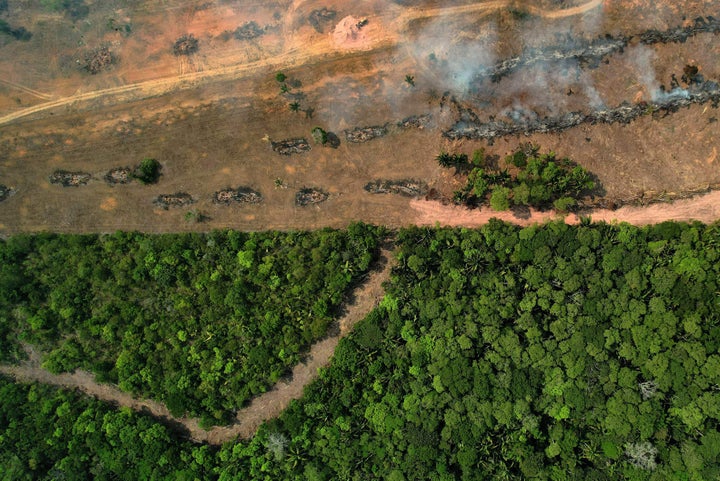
289, 101, 300, 112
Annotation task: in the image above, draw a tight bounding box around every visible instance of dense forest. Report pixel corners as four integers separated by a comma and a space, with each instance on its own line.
0, 375, 210, 480
2, 221, 720, 479
0, 224, 384, 425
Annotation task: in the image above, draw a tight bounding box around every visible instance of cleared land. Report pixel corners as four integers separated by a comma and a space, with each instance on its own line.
0, 0, 719, 234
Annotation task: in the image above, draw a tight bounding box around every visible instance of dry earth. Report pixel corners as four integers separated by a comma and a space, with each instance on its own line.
0, 0, 718, 234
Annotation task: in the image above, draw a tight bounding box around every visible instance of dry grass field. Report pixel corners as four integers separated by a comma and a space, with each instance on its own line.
0, 0, 718, 233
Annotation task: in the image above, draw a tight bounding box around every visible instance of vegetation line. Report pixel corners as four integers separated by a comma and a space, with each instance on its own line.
0, 247, 395, 445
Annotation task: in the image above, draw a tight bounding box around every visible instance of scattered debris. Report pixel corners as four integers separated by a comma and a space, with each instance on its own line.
295, 187, 329, 206
154, 192, 194, 209
83, 46, 115, 74
445, 78, 720, 141
396, 114, 432, 130
172, 34, 199, 56
639, 15, 720, 44
214, 187, 263, 205
104, 167, 132, 185
234, 21, 264, 40
271, 138, 311, 155
49, 170, 91, 187
0, 184, 14, 202
344, 125, 388, 143
465, 17, 720, 88
364, 179, 428, 197
308, 8, 336, 33
356, 18, 369, 29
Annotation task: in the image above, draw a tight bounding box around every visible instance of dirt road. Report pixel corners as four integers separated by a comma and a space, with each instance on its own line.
0, 0, 604, 127
410, 189, 720, 227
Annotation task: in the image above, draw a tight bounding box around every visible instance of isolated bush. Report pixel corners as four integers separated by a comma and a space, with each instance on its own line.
132, 158, 161, 184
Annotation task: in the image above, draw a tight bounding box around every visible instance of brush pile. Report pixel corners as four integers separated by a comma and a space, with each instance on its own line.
214, 187, 263, 205
104, 167, 132, 185
154, 192, 194, 209
364, 179, 428, 197
344, 125, 388, 143
49, 170, 91, 187
295, 187, 328, 206
0, 184, 13, 202
445, 78, 720, 141
271, 138, 311, 155
640, 16, 720, 44
84, 46, 115, 74
396, 114, 432, 130
172, 34, 199, 56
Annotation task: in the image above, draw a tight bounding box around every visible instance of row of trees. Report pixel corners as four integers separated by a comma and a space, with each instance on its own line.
440, 145, 596, 212
0, 224, 384, 426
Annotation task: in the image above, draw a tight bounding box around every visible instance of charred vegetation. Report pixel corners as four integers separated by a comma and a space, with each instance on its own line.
271, 138, 311, 155
295, 187, 328, 206
154, 193, 194, 209
49, 170, 91, 187
213, 187, 263, 205
363, 179, 428, 198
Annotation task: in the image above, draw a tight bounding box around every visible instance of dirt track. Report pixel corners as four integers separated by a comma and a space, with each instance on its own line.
0, 0, 604, 127
410, 189, 720, 227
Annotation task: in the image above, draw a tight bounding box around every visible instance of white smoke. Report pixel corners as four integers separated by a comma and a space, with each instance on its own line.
626, 44, 689, 103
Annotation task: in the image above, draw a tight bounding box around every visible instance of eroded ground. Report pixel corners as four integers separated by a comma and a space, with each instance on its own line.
0, 0, 719, 233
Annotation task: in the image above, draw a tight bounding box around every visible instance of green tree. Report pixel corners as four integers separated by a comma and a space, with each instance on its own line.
490, 187, 511, 211
132, 158, 161, 184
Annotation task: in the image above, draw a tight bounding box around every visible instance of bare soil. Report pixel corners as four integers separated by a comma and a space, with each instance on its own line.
0, 0, 718, 234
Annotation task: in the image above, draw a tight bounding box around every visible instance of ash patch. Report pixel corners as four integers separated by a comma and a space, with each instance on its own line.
49, 170, 91, 187
83, 46, 116, 75
173, 34, 199, 56
214, 187, 263, 205
154, 192, 194, 209
344, 125, 388, 143
640, 16, 720, 44
295, 187, 329, 206
234, 21, 265, 40
364, 179, 428, 197
271, 138, 311, 155
104, 167, 132, 185
445, 78, 720, 141
308, 8, 336, 33
0, 184, 15, 202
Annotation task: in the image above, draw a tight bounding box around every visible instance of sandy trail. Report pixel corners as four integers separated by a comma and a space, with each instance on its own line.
0, 0, 604, 127
0, 79, 53, 100
0, 247, 394, 445
410, 189, 720, 227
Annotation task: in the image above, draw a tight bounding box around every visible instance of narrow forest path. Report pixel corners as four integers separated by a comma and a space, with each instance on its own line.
0, 246, 395, 445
